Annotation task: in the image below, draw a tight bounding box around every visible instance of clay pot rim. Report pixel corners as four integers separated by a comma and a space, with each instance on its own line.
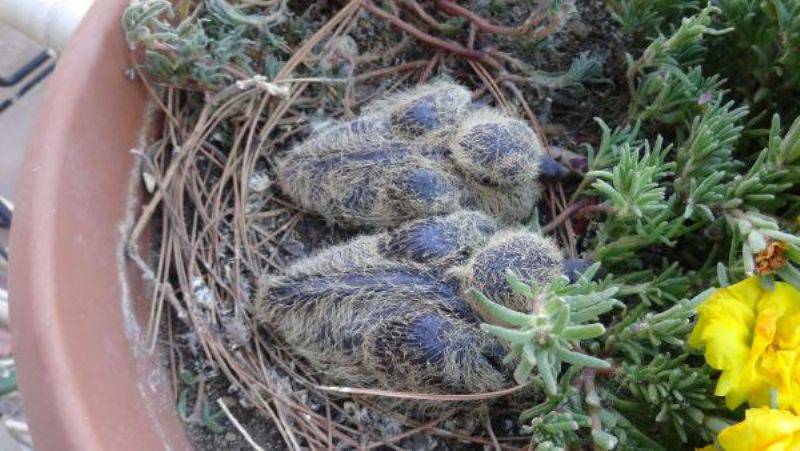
8, 1, 189, 449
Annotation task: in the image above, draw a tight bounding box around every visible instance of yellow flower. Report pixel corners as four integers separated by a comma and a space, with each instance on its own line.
689, 277, 800, 412
716, 407, 800, 450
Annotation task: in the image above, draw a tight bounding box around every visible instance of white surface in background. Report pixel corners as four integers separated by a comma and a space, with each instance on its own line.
0, 23, 39, 451
0, 24, 48, 202
0, 0, 93, 51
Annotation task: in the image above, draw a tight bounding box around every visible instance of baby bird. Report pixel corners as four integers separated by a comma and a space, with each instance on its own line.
275, 81, 559, 228
256, 211, 567, 394
364, 81, 472, 138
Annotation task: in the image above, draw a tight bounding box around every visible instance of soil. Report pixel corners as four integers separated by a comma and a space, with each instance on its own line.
478, 0, 631, 145
540, 0, 632, 143
156, 0, 633, 448
167, 322, 281, 450
185, 390, 284, 451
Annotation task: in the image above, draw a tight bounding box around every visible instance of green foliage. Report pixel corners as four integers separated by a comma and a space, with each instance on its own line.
583, 94, 800, 281
577, 3, 800, 283
614, 0, 800, 127
476, 269, 725, 449
472, 265, 619, 395
608, 0, 701, 34
520, 52, 609, 92
177, 368, 226, 433
484, 2, 800, 448
625, 5, 732, 120
587, 136, 673, 220
123, 0, 289, 89
625, 5, 730, 82
707, 0, 800, 120
631, 65, 725, 124
674, 96, 747, 191
606, 354, 724, 444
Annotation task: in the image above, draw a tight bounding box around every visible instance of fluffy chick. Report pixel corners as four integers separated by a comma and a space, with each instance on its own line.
256, 211, 565, 395
363, 80, 472, 138
275, 81, 546, 228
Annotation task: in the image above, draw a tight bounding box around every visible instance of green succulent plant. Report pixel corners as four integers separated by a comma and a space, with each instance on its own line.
471, 265, 619, 395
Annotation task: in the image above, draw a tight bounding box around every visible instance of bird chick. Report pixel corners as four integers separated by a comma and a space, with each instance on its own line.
455, 230, 563, 316
275, 81, 549, 228
256, 211, 567, 395
363, 80, 472, 138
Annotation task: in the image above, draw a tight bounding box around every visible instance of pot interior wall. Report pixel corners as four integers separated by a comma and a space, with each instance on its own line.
9, 0, 190, 449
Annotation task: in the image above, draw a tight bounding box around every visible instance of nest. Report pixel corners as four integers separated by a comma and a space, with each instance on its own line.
124, 0, 599, 448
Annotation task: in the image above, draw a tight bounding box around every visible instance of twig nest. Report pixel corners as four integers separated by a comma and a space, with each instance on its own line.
450, 109, 543, 186
275, 81, 546, 228
460, 231, 563, 314
365, 81, 472, 138
320, 35, 359, 73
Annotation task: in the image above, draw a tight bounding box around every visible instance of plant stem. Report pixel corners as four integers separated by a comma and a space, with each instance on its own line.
361, 1, 492, 63
435, 0, 549, 36
541, 198, 597, 234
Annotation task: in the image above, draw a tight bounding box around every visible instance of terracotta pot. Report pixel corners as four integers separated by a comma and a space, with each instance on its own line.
9, 0, 189, 449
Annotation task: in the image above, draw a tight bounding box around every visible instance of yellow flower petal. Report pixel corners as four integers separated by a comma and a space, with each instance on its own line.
690, 277, 800, 412
727, 277, 765, 309
718, 407, 800, 451
768, 284, 800, 349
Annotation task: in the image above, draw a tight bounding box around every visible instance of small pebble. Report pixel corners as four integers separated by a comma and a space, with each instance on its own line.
248, 171, 271, 193
569, 19, 591, 39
